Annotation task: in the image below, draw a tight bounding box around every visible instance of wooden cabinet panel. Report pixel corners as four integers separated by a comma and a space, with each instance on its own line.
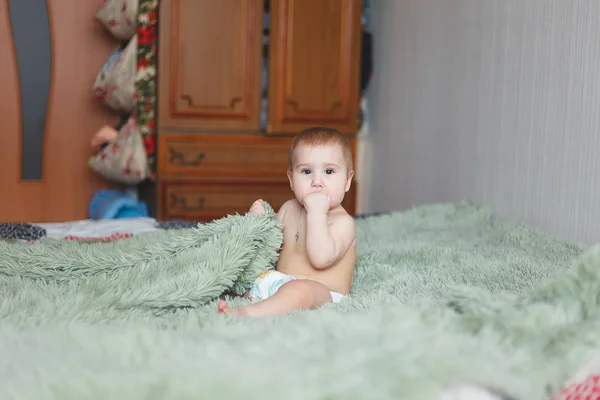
160, 179, 293, 221
159, 179, 357, 221
155, 2, 362, 222
158, 0, 264, 132
267, 0, 362, 135
158, 134, 292, 176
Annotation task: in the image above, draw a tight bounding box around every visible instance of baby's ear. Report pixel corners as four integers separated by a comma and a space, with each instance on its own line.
287, 170, 294, 190
345, 170, 354, 191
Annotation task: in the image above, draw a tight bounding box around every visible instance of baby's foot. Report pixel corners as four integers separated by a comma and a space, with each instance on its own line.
217, 300, 247, 316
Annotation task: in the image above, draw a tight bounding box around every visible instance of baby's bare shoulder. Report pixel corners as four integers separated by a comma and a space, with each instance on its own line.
279, 199, 302, 223
328, 210, 356, 238
329, 207, 355, 223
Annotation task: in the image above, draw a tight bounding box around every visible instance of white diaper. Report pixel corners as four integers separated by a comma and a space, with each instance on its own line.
248, 269, 345, 303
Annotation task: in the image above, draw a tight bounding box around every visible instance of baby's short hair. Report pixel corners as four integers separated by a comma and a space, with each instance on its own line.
288, 126, 354, 172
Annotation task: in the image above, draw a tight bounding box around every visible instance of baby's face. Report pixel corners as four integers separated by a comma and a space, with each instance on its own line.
287, 144, 353, 209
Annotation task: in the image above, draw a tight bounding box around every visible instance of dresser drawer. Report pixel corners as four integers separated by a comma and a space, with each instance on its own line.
159, 179, 357, 221
158, 134, 293, 176
160, 179, 292, 221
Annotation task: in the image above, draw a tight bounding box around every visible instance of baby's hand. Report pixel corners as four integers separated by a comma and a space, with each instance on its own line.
303, 192, 330, 214
249, 199, 266, 216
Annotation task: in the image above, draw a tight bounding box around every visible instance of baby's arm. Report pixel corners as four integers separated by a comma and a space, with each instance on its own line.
305, 213, 355, 269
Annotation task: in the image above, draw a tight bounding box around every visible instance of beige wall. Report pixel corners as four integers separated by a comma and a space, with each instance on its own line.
362, 0, 600, 245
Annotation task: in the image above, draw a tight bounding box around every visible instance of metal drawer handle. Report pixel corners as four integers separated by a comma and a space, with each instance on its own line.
170, 193, 205, 211
169, 148, 205, 166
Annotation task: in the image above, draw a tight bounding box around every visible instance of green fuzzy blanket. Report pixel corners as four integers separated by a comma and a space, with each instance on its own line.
1, 202, 599, 400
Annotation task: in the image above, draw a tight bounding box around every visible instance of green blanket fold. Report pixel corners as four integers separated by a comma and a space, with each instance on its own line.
0, 203, 283, 319
1, 202, 600, 400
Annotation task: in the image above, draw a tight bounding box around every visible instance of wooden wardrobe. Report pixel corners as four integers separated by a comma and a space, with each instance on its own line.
157, 0, 363, 221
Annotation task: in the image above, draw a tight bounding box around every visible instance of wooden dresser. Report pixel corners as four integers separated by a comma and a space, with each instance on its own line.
157, 0, 362, 221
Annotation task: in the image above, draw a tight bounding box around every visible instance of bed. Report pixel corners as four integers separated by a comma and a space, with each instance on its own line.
1, 202, 599, 400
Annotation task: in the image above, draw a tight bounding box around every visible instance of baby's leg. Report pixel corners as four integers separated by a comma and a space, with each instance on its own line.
218, 279, 332, 317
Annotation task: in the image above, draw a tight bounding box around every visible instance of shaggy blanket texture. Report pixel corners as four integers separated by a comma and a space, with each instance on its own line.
0, 202, 599, 400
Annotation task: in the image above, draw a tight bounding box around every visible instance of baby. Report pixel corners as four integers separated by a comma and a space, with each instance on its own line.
217, 126, 356, 317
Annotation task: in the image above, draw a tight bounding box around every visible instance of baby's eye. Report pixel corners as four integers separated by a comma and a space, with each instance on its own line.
301, 169, 311, 174
325, 169, 335, 175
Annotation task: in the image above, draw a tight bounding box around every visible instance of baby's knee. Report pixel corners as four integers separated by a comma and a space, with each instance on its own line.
281, 279, 332, 307
280, 279, 305, 291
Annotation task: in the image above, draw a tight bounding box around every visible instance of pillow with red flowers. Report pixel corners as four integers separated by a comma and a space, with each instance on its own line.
92, 35, 137, 114
95, 0, 138, 41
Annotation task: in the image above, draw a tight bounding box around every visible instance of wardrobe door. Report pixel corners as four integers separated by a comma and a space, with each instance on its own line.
267, 0, 362, 135
158, 0, 264, 132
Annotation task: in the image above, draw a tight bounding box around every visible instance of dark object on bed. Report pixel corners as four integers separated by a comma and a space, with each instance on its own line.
354, 211, 391, 219
0, 223, 46, 241
156, 220, 204, 230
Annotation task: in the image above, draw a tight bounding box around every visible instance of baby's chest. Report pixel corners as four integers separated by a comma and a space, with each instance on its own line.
282, 222, 308, 249
283, 224, 304, 244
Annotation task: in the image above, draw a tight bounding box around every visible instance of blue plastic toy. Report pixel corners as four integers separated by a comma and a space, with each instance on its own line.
88, 189, 149, 220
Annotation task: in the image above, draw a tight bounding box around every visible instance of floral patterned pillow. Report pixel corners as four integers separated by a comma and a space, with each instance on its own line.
88, 115, 149, 185
92, 35, 137, 114
95, 0, 138, 41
